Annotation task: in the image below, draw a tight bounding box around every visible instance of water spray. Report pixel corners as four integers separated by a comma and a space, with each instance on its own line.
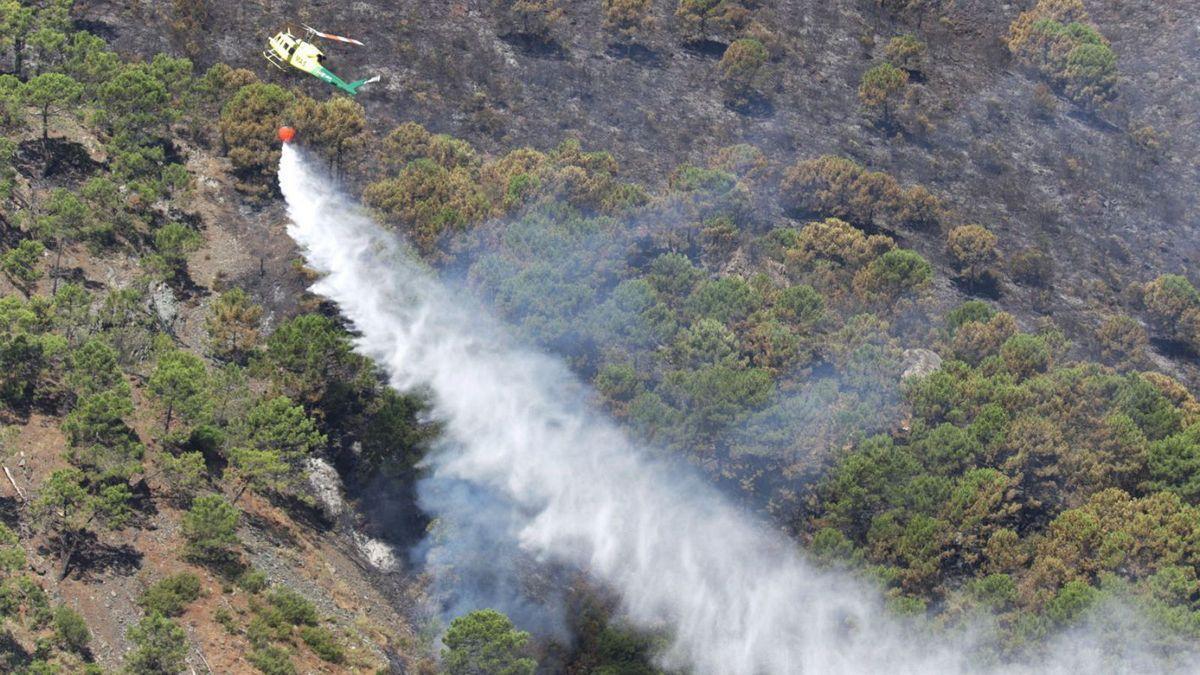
278, 146, 1195, 675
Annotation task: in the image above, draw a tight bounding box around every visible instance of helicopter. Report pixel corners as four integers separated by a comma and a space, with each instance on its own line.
264, 24, 380, 96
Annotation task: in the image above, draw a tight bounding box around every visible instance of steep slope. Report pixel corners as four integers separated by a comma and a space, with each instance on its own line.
75, 0, 1200, 385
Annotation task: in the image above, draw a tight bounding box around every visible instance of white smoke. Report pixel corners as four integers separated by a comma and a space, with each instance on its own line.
278, 146, 1192, 674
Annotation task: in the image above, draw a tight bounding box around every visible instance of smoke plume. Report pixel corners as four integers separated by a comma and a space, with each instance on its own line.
278, 146, 1192, 674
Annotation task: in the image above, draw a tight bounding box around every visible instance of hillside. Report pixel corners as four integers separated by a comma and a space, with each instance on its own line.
0, 0, 1197, 673
80, 0, 1200, 384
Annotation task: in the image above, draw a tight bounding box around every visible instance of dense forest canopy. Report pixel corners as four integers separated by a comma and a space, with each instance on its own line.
0, 0, 1196, 672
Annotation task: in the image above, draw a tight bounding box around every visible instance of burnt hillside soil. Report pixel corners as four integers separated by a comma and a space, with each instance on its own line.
75, 0, 1200, 384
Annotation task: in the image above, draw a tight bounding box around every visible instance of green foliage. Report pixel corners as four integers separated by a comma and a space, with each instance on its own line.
1147, 425, 1200, 501
1007, 1, 1117, 108
603, 0, 655, 41
247, 645, 296, 675
0, 295, 63, 406
267, 587, 318, 626
0, 574, 52, 628
299, 625, 344, 663
31, 468, 132, 576
97, 64, 171, 144
884, 35, 927, 73
2, 239, 45, 292
138, 572, 202, 617
182, 494, 239, 563
219, 83, 294, 193
946, 224, 999, 283
146, 222, 201, 283
0, 522, 24, 574
205, 288, 262, 363
854, 249, 932, 303
228, 445, 293, 500
125, 612, 188, 675
781, 156, 940, 230
442, 609, 538, 675
236, 396, 325, 464
53, 604, 91, 654
718, 38, 769, 108
149, 348, 209, 436
858, 63, 908, 124
237, 568, 268, 594
21, 72, 82, 139
62, 388, 143, 479
259, 313, 356, 407
64, 31, 121, 92
160, 451, 207, 506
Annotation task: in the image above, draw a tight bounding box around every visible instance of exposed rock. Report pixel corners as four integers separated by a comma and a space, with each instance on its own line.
353, 532, 400, 573
901, 348, 943, 381
306, 457, 345, 518
150, 282, 178, 329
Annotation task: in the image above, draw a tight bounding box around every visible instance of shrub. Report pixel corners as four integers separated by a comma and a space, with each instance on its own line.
898, 185, 941, 230
53, 605, 90, 654
1096, 315, 1146, 368
946, 225, 999, 283
884, 35, 927, 73
238, 568, 268, 594
1031, 83, 1058, 118
206, 288, 263, 363
496, 0, 563, 40
1130, 125, 1166, 163
718, 38, 769, 108
1140, 275, 1200, 351
126, 613, 188, 675
138, 572, 202, 617
786, 217, 893, 273
300, 625, 344, 663
267, 587, 318, 626
1009, 247, 1054, 287
363, 158, 490, 257
675, 0, 752, 42
248, 645, 297, 675
1007, 0, 1117, 108
603, 0, 655, 41
858, 63, 908, 124
951, 312, 1017, 365
853, 249, 933, 303
442, 609, 537, 675
219, 83, 294, 193
782, 157, 897, 224
182, 494, 240, 563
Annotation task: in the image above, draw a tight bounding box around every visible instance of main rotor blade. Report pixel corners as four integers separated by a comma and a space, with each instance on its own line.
302, 24, 365, 46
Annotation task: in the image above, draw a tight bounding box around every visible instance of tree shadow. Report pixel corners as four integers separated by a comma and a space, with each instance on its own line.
683, 39, 728, 59
126, 479, 159, 528
726, 94, 775, 119
240, 509, 303, 550
16, 138, 101, 180
500, 33, 567, 60
0, 496, 19, 531
951, 274, 1003, 300
605, 42, 664, 67
1150, 337, 1199, 362
60, 531, 144, 581
0, 629, 32, 672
